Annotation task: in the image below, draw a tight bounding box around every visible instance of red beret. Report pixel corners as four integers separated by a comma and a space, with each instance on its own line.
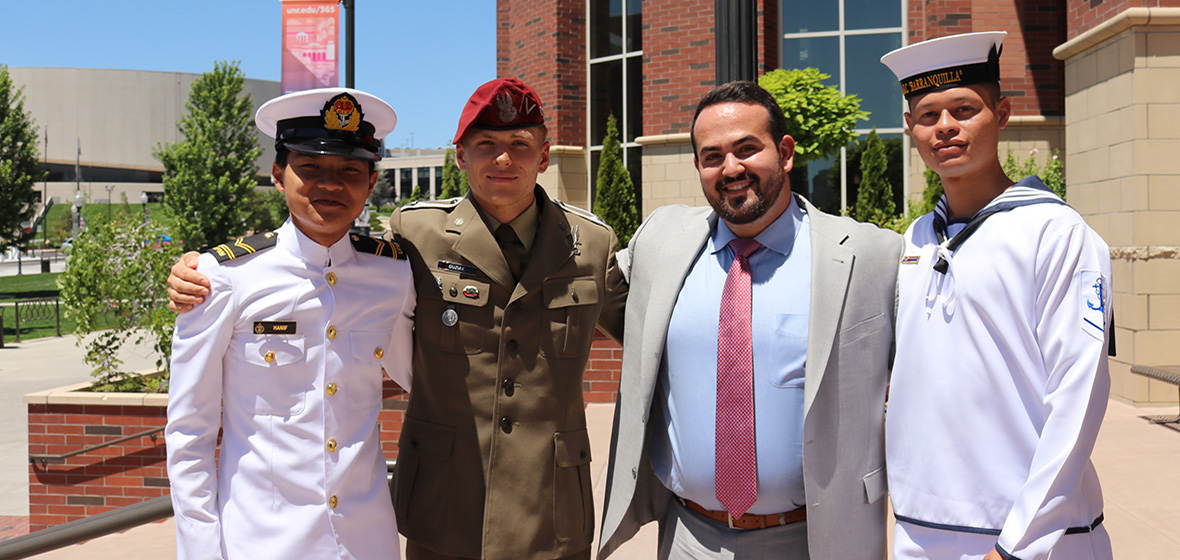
453, 77, 545, 144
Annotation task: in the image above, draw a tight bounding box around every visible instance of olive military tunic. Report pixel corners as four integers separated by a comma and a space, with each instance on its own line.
388, 187, 627, 560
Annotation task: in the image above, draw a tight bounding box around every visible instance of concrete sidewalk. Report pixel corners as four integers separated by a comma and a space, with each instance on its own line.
5, 397, 1178, 558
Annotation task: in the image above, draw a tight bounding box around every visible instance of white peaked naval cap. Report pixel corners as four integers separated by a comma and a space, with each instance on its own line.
256, 87, 397, 162
880, 31, 1006, 99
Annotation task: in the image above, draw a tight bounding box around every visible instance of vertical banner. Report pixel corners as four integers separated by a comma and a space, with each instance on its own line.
281, 0, 340, 94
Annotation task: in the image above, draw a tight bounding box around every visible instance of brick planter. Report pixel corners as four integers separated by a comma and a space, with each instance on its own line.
24, 382, 171, 532
22, 333, 622, 532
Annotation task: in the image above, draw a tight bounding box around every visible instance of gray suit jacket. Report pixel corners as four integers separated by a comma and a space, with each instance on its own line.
598, 195, 903, 559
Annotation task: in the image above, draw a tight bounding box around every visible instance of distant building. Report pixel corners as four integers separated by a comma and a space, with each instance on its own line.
380, 147, 448, 201
8, 67, 280, 208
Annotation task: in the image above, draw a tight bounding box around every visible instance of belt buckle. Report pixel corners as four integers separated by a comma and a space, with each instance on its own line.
727, 512, 737, 530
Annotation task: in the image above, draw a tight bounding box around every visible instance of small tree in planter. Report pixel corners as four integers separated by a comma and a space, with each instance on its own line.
58, 218, 183, 392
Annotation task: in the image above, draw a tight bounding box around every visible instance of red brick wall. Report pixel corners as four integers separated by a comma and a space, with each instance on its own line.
759, 0, 780, 74
906, 0, 1065, 117
27, 404, 170, 531
26, 336, 623, 531
584, 330, 624, 402
495, 0, 587, 146
643, 0, 717, 136
1067, 0, 1180, 39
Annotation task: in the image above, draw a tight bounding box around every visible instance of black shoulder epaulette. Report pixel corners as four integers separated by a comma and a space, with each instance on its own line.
208, 231, 278, 262
350, 234, 407, 259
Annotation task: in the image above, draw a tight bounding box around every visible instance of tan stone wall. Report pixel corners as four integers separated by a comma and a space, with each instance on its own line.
1056, 10, 1180, 403
637, 134, 706, 218
539, 145, 591, 212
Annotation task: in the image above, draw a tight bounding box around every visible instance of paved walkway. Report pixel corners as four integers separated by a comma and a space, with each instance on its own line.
1, 334, 1177, 558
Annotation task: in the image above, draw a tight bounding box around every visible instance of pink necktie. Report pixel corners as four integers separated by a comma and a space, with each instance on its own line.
716, 238, 761, 518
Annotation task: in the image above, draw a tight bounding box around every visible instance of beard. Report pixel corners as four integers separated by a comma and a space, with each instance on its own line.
707, 165, 788, 225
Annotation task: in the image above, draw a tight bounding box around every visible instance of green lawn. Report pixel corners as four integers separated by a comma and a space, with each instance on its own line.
0, 272, 75, 342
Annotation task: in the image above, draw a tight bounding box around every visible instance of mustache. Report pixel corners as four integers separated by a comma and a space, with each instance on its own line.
718, 173, 759, 189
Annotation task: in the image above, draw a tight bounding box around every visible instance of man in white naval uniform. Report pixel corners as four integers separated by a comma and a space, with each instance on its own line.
881, 33, 1113, 560
166, 88, 414, 560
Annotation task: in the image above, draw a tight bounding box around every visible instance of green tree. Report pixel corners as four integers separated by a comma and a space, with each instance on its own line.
370, 170, 395, 211
459, 169, 471, 196
408, 184, 424, 204
0, 66, 47, 251
155, 60, 261, 251
441, 148, 462, 199
852, 130, 896, 227
58, 218, 184, 391
757, 68, 868, 167
916, 167, 944, 216
593, 114, 640, 246
243, 189, 288, 233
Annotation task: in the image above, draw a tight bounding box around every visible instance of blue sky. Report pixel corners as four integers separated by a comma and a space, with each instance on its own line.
0, 0, 496, 149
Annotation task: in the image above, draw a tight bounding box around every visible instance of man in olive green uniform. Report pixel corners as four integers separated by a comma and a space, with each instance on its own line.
167, 77, 627, 560
391, 78, 626, 560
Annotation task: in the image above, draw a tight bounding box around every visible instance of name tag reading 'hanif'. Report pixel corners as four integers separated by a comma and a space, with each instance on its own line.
254, 321, 297, 335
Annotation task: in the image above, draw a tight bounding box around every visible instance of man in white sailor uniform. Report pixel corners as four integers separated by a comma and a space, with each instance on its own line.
881, 33, 1114, 560
165, 88, 414, 560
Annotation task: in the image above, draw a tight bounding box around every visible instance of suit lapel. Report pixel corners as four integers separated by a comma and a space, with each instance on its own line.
803, 197, 853, 417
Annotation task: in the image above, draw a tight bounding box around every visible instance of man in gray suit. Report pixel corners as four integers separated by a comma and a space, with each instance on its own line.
598, 82, 902, 559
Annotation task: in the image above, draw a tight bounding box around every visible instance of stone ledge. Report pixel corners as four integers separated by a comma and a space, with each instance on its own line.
549, 144, 585, 156
23, 371, 168, 407
1054, 7, 1180, 61
1110, 246, 1180, 260
636, 133, 691, 146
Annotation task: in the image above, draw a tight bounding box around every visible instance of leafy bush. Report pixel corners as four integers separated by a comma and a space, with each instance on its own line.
757, 68, 868, 167
1004, 147, 1065, 200
58, 218, 183, 392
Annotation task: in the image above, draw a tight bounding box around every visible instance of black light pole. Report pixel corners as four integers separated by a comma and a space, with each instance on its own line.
105, 185, 115, 219
714, 0, 758, 84
342, 0, 355, 88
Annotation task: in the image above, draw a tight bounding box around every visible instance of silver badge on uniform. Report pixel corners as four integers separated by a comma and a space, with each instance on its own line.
442, 304, 459, 327
571, 225, 582, 256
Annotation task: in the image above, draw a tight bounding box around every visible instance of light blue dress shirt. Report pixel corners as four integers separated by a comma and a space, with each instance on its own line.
651, 196, 811, 515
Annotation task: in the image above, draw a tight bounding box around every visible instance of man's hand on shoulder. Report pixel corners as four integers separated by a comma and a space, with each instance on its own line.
167, 251, 209, 313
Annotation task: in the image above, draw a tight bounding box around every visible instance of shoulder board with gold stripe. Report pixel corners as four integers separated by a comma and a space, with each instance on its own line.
350, 234, 407, 259
207, 231, 278, 263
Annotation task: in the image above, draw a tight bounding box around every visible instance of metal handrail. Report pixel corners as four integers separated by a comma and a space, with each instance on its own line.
0, 495, 172, 560
29, 426, 164, 467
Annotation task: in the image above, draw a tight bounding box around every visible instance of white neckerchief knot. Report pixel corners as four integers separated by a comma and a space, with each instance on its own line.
924, 244, 957, 317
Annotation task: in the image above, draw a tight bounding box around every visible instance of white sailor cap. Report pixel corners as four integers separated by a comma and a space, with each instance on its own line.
255, 88, 397, 162
880, 31, 1006, 100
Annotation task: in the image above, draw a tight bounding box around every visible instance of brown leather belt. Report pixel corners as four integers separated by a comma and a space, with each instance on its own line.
678, 497, 806, 530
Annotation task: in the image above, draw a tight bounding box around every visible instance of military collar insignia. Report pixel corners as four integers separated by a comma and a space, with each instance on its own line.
323, 92, 363, 133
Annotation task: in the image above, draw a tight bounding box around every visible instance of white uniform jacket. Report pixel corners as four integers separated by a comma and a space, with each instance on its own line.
166, 219, 415, 560
887, 178, 1112, 559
